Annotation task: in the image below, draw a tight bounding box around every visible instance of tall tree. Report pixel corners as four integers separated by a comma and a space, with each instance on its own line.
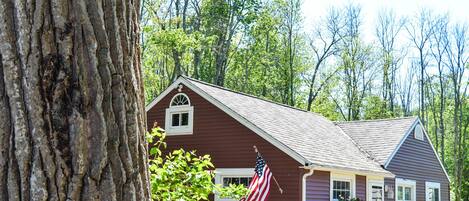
446, 22, 469, 201
278, 0, 303, 106
334, 4, 376, 121
375, 9, 406, 115
396, 61, 416, 116
430, 15, 450, 164
203, 0, 258, 86
0, 0, 149, 200
306, 7, 343, 111
406, 9, 435, 125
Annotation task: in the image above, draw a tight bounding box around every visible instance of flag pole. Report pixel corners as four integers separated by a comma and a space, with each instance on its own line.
253, 145, 284, 194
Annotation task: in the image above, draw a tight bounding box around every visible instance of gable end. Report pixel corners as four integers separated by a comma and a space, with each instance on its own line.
145, 77, 309, 165
384, 118, 450, 182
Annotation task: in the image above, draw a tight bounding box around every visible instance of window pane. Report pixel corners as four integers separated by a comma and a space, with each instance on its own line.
404, 187, 411, 200
433, 188, 439, 201
222, 177, 252, 187
181, 113, 189, 126
240, 178, 249, 187
223, 178, 231, 187
171, 114, 180, 126
372, 185, 383, 200
232, 177, 239, 185
332, 180, 351, 200
345, 191, 350, 200
398, 186, 403, 200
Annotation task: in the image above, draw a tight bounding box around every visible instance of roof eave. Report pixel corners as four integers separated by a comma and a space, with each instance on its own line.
301, 163, 395, 178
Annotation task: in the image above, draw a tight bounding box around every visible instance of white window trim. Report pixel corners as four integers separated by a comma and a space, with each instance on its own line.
368, 179, 384, 201
214, 168, 254, 201
395, 178, 416, 201
165, 105, 194, 135
425, 182, 441, 201
330, 172, 355, 201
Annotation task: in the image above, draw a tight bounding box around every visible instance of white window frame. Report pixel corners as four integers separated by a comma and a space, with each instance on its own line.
395, 178, 416, 201
425, 182, 441, 201
214, 168, 254, 201
165, 93, 194, 135
414, 124, 424, 141
330, 172, 355, 201
368, 179, 384, 201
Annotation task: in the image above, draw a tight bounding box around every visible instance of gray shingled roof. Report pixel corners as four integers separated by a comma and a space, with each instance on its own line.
185, 77, 393, 175
335, 117, 418, 165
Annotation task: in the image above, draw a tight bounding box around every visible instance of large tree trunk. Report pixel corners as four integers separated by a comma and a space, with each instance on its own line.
0, 0, 150, 200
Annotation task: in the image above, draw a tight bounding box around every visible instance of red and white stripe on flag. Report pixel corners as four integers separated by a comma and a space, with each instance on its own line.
242, 165, 273, 201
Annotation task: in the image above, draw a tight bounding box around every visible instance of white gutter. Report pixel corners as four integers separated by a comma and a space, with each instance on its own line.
302, 168, 314, 201
300, 164, 393, 201
300, 164, 395, 178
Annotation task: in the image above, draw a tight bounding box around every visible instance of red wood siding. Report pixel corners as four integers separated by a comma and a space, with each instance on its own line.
356, 175, 367, 201
305, 170, 330, 201
384, 127, 450, 201
147, 85, 303, 201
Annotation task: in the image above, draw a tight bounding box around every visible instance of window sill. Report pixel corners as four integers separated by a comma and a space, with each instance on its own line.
165, 130, 193, 136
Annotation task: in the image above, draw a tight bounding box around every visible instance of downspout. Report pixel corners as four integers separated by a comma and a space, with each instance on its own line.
302, 168, 314, 201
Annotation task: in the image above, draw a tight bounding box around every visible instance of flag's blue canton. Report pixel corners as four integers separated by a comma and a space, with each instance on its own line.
255, 154, 266, 177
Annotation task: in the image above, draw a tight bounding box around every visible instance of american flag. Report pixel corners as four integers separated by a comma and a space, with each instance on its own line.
242, 153, 273, 201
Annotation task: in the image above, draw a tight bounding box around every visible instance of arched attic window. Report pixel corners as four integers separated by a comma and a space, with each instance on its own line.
414, 124, 424, 141
165, 93, 194, 135
171, 93, 191, 106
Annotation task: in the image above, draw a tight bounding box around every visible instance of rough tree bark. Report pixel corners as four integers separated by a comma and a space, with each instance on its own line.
0, 0, 150, 200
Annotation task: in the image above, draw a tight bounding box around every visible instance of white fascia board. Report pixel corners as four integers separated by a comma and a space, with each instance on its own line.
145, 77, 185, 112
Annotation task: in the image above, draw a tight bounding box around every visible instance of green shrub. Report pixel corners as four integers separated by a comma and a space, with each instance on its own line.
147, 126, 248, 200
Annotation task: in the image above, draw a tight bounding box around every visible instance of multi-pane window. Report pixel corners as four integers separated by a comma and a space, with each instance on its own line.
397, 186, 412, 201
171, 112, 189, 127
332, 180, 351, 201
396, 179, 416, 201
371, 185, 383, 201
222, 177, 253, 187
171, 94, 190, 106
214, 168, 254, 201
426, 182, 440, 201
165, 93, 194, 135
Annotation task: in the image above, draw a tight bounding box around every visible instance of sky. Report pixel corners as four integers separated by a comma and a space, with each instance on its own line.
301, 0, 469, 43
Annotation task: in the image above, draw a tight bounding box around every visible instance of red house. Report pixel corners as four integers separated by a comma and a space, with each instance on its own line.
146, 76, 450, 201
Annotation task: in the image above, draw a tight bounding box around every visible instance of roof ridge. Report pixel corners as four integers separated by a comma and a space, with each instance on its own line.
334, 116, 417, 124
182, 75, 317, 114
